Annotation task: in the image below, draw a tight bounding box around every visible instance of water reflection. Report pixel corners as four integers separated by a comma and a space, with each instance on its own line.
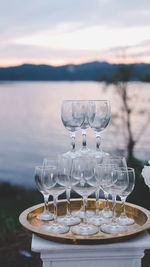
0, 81, 149, 187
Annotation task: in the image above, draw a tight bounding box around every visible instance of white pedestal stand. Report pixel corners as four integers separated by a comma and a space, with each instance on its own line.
31, 231, 150, 267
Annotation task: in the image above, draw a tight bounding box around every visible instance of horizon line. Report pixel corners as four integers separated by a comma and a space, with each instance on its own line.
0, 59, 150, 68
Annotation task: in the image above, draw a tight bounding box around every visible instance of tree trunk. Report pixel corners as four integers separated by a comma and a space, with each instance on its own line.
121, 84, 136, 161
127, 137, 135, 162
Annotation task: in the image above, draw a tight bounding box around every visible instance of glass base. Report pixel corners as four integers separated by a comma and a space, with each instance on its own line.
101, 222, 127, 234
57, 215, 81, 226
78, 147, 92, 156
62, 150, 81, 159
37, 210, 54, 221
71, 223, 99, 235
42, 222, 69, 234
116, 216, 135, 226
101, 209, 113, 218
87, 215, 110, 226
91, 150, 109, 159
72, 210, 95, 219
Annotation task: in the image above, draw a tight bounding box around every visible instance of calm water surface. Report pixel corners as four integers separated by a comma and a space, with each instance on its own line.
0, 81, 149, 187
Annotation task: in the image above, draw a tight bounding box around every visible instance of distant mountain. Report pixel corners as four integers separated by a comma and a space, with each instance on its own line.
0, 61, 150, 81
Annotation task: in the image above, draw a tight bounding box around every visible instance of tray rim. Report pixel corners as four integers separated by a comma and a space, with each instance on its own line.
19, 198, 150, 244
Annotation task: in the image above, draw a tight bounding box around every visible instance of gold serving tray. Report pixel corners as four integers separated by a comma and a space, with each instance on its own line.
19, 199, 150, 244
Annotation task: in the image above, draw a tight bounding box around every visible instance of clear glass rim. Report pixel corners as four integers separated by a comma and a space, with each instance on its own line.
88, 100, 110, 103
115, 167, 135, 173
96, 165, 135, 173
35, 165, 57, 170
62, 100, 87, 103
97, 163, 117, 167
72, 155, 96, 161
104, 156, 126, 159
62, 99, 110, 103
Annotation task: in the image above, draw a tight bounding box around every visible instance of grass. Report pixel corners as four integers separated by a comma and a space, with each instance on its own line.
0, 182, 42, 236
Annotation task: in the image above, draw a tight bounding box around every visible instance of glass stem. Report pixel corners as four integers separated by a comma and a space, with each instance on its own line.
121, 197, 126, 217
53, 196, 58, 223
83, 196, 88, 224
66, 188, 71, 216
112, 195, 116, 223
82, 130, 87, 150
96, 189, 99, 215
80, 200, 84, 212
104, 191, 109, 211
96, 133, 101, 151
43, 194, 49, 212
70, 132, 75, 152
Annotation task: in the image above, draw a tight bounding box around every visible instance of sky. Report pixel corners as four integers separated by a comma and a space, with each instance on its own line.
1, 0, 150, 66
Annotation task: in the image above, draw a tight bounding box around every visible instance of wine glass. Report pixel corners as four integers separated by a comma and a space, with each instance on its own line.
71, 157, 99, 235
98, 164, 128, 234
42, 164, 69, 234
102, 156, 127, 168
79, 100, 91, 154
116, 167, 135, 225
61, 100, 84, 158
101, 156, 127, 218
56, 156, 81, 226
86, 164, 110, 226
34, 166, 54, 221
88, 100, 111, 158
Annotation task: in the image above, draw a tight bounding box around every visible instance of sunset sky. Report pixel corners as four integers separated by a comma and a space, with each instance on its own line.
1, 0, 150, 66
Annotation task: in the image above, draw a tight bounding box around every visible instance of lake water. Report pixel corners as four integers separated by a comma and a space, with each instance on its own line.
0, 81, 149, 188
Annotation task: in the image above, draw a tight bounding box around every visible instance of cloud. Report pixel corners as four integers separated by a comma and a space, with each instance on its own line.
1, 0, 150, 65
1, 0, 150, 41
1, 39, 150, 66
0, 43, 103, 61
0, 0, 99, 39
107, 39, 150, 60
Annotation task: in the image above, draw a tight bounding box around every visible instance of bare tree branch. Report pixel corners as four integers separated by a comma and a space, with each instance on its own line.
135, 115, 150, 143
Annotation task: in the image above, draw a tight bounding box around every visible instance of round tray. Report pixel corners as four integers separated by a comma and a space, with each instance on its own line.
19, 198, 150, 244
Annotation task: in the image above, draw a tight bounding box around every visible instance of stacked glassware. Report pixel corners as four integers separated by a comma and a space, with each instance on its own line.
61, 100, 111, 158
34, 100, 135, 236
